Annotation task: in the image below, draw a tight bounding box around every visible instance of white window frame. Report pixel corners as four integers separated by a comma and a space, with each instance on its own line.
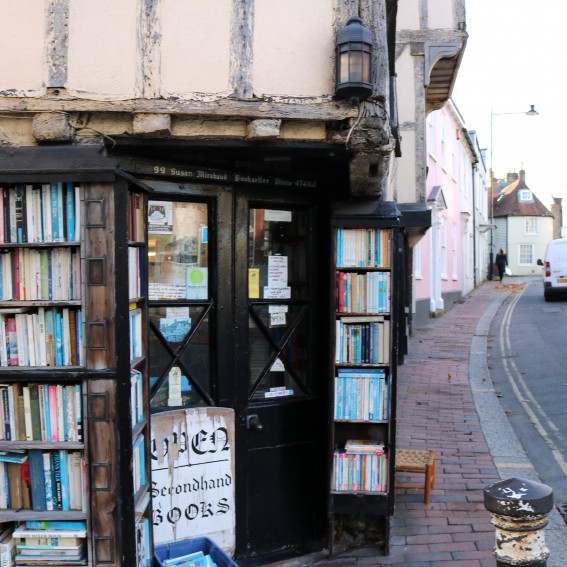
518, 244, 534, 265
428, 113, 436, 160
524, 217, 538, 235
452, 222, 458, 280
441, 217, 448, 279
441, 113, 446, 170
518, 189, 533, 202
414, 240, 422, 279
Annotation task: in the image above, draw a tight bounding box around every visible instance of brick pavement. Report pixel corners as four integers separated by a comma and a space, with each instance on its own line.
263, 280, 567, 567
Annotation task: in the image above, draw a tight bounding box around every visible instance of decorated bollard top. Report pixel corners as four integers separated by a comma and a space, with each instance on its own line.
484, 477, 554, 518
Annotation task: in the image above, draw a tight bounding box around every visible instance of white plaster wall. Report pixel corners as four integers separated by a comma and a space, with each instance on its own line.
393, 47, 419, 203
396, 130, 418, 203
67, 0, 138, 99
0, 1, 45, 94
252, 0, 334, 97
427, 0, 454, 28
508, 216, 553, 275
395, 49, 417, 124
396, 0, 420, 29
161, 0, 232, 98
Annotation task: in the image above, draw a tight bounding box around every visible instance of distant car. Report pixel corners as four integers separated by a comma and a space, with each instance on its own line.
537, 238, 567, 301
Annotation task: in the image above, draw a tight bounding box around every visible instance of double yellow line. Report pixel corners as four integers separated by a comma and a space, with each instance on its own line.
498, 286, 567, 476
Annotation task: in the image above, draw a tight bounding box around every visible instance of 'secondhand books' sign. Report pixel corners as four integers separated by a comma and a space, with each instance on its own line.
151, 407, 235, 556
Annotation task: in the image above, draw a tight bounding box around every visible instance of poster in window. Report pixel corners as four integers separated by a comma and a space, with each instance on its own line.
148, 201, 173, 234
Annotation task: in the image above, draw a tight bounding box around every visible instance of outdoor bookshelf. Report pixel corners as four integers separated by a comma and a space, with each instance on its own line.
328, 201, 400, 555
0, 147, 152, 567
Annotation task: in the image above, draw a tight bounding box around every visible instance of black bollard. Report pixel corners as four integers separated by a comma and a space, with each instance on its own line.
484, 477, 553, 566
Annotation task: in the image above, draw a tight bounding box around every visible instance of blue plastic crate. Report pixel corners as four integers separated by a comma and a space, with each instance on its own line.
154, 537, 238, 567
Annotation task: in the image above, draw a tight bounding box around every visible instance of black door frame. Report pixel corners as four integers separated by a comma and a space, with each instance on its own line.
232, 186, 329, 561
141, 177, 330, 561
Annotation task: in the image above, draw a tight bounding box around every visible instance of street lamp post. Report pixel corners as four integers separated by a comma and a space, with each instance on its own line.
488, 104, 539, 280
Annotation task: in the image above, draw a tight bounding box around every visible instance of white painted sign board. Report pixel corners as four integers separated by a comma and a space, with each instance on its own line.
151, 407, 236, 555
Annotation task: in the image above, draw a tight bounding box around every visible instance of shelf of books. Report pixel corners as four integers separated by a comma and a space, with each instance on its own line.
0, 152, 152, 567
0, 181, 89, 567
128, 188, 152, 567
329, 212, 399, 555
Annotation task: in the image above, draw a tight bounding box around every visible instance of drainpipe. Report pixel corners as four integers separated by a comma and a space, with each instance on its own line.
472, 163, 478, 286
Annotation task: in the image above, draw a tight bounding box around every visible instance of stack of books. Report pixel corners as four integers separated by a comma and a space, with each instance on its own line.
333, 440, 388, 492
162, 550, 218, 567
12, 520, 87, 565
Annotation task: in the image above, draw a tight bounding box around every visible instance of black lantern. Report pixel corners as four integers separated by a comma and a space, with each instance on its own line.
335, 16, 373, 103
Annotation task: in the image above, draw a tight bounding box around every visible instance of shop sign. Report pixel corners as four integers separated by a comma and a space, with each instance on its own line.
151, 407, 235, 555
127, 160, 318, 190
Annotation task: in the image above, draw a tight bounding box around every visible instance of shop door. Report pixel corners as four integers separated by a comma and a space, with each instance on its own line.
147, 185, 327, 561
233, 191, 327, 561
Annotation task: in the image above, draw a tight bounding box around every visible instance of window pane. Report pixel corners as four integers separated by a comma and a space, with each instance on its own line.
148, 201, 209, 300
247, 208, 311, 402
519, 245, 533, 264
248, 209, 308, 300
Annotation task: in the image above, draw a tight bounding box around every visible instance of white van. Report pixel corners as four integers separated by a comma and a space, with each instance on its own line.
537, 238, 567, 301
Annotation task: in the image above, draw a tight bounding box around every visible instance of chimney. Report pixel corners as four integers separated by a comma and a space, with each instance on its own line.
551, 197, 563, 239
506, 172, 519, 183
519, 169, 526, 183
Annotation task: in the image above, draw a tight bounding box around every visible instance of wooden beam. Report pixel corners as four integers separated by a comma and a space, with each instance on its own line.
0, 97, 359, 121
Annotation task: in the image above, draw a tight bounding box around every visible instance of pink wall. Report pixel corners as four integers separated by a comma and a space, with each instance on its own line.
415, 105, 463, 308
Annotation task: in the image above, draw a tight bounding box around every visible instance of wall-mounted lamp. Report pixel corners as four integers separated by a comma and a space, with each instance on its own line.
335, 16, 373, 104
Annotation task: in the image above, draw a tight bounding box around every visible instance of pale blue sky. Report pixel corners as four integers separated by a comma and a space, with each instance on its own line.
451, 0, 567, 209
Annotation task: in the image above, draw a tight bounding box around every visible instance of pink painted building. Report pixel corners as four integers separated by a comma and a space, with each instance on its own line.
413, 100, 484, 320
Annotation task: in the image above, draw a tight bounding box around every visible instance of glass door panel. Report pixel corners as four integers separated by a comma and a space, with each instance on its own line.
148, 200, 212, 411
148, 201, 209, 300
247, 207, 311, 402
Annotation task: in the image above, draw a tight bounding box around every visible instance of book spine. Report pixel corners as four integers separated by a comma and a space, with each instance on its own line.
37, 307, 47, 366
48, 385, 58, 442
12, 384, 24, 441
0, 536, 14, 567
15, 314, 26, 366
74, 185, 81, 244
54, 311, 63, 367
50, 451, 62, 510
13, 185, 26, 244
62, 308, 71, 366
27, 450, 47, 512
25, 184, 34, 244
6, 386, 16, 441
0, 387, 9, 441
46, 308, 55, 366
41, 183, 52, 242
8, 188, 16, 243
43, 451, 54, 511
6, 317, 17, 366
25, 520, 86, 530
13, 249, 20, 300
64, 385, 75, 442
0, 317, 6, 367
65, 182, 75, 242
29, 385, 41, 441
56, 385, 64, 442
75, 384, 82, 443
37, 384, 48, 443
49, 183, 59, 242
57, 183, 64, 244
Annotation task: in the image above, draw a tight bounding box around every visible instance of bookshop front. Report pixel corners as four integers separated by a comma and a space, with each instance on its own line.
0, 142, 405, 566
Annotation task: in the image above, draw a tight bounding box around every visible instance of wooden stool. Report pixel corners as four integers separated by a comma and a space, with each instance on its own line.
395, 449, 436, 504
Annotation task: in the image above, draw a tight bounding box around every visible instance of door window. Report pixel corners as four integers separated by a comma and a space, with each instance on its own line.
148, 200, 212, 410
247, 208, 312, 401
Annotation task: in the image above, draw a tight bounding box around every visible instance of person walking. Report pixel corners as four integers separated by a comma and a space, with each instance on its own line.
495, 248, 508, 282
